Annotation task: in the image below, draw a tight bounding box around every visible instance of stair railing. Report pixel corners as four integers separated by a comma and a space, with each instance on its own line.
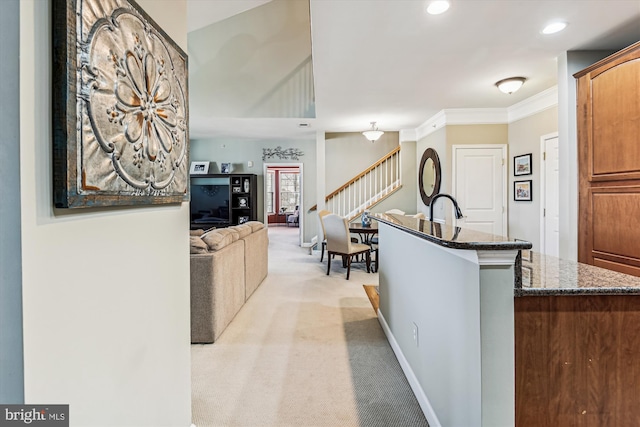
323, 146, 402, 220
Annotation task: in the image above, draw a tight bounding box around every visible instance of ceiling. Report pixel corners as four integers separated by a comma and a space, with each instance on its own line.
186, 0, 640, 141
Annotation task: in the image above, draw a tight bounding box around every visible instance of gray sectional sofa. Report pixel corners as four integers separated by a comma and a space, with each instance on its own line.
189, 221, 268, 343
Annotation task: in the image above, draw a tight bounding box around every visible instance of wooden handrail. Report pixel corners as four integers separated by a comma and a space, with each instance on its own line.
308, 146, 401, 212
324, 146, 401, 201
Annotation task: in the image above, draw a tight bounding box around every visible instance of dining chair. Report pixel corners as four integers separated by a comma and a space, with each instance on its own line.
385, 208, 406, 215
324, 214, 371, 280
318, 209, 331, 262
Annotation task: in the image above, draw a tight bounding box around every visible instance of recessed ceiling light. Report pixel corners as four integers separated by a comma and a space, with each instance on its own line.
542, 21, 567, 34
426, 0, 450, 15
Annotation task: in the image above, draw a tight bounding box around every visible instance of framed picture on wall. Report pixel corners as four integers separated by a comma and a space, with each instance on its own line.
514, 153, 532, 176
514, 180, 532, 201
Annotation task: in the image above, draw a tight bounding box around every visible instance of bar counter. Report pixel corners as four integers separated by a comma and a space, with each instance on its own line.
372, 212, 640, 426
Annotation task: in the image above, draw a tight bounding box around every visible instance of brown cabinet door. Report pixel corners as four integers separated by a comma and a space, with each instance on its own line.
576, 42, 640, 276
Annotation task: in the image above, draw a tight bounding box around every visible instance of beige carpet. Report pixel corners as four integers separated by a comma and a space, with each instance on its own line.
191, 226, 429, 427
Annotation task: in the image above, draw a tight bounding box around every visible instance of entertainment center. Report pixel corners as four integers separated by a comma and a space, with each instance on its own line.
190, 174, 257, 229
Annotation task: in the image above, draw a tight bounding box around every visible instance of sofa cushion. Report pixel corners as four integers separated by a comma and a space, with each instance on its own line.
246, 221, 265, 232
227, 228, 240, 242
202, 228, 236, 251
230, 224, 252, 238
190, 229, 205, 236
190, 236, 209, 254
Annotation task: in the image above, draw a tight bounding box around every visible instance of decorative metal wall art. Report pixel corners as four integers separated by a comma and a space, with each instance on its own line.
262, 146, 304, 161
53, 0, 189, 208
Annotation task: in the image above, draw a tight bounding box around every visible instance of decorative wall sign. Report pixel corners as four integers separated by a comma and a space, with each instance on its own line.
53, 0, 189, 208
262, 146, 304, 161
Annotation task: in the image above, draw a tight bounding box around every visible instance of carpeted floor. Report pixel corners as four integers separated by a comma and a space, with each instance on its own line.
191, 225, 429, 427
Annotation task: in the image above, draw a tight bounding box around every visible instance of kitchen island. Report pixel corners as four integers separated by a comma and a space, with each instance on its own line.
374, 213, 640, 427
373, 213, 531, 427
516, 252, 640, 426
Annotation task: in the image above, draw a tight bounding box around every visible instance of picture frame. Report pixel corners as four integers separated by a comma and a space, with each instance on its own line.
238, 197, 248, 208
190, 162, 210, 175
232, 186, 242, 193
238, 216, 249, 224
514, 153, 532, 176
52, 0, 189, 208
514, 180, 532, 201
522, 266, 532, 287
221, 163, 232, 174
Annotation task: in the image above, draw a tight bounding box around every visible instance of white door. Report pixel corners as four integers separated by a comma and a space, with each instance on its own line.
453, 146, 507, 236
541, 135, 559, 256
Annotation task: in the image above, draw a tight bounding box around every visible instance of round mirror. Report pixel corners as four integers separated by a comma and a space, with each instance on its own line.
418, 148, 441, 206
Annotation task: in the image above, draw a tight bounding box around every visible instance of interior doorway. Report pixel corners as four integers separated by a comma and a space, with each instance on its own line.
540, 133, 559, 256
452, 145, 507, 236
263, 163, 303, 245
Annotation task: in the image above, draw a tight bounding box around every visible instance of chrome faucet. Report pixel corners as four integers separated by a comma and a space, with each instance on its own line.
429, 193, 464, 222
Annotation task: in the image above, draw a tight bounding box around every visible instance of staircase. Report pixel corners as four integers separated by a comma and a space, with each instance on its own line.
320, 147, 402, 221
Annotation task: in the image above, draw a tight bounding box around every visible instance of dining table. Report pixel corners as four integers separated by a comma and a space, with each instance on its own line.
348, 222, 378, 245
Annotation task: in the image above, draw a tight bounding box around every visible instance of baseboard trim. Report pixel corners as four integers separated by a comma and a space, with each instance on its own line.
377, 309, 441, 427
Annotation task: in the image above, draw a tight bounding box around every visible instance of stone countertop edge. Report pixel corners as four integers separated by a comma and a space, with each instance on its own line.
517, 251, 640, 297
372, 213, 532, 251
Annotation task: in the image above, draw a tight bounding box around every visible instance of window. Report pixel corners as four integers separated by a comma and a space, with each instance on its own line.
265, 168, 300, 215
266, 170, 275, 213
279, 172, 300, 212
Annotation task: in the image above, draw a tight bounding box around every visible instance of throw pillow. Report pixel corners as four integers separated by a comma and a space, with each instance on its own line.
201, 228, 235, 251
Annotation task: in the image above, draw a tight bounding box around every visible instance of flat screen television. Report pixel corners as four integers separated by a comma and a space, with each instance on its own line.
190, 177, 230, 227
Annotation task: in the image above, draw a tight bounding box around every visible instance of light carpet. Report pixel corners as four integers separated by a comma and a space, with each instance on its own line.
191, 226, 429, 427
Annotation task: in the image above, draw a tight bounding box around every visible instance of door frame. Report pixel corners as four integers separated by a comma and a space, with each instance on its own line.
540, 132, 559, 255
263, 162, 304, 246
451, 144, 508, 236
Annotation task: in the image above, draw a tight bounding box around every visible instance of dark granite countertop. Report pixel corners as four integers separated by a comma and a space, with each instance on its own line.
372, 213, 532, 251
517, 251, 640, 296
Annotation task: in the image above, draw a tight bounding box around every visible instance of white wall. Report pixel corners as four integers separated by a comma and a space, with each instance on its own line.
20, 1, 191, 425
507, 107, 558, 250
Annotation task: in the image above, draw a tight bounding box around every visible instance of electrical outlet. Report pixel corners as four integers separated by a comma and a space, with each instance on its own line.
412, 322, 419, 347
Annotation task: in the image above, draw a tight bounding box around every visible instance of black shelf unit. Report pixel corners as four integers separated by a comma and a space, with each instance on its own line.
229, 174, 257, 225
190, 174, 257, 229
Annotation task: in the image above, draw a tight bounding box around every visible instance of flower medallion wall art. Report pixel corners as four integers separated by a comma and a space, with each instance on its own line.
53, 0, 189, 208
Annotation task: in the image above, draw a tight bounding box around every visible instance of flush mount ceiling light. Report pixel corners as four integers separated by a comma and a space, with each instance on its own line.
362, 122, 384, 142
542, 21, 567, 34
495, 77, 526, 94
426, 0, 450, 15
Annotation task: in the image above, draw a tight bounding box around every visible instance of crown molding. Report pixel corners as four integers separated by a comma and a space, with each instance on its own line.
399, 129, 417, 142
507, 86, 558, 123
412, 86, 559, 140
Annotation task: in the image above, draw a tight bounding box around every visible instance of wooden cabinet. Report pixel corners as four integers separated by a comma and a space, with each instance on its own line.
575, 41, 640, 276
